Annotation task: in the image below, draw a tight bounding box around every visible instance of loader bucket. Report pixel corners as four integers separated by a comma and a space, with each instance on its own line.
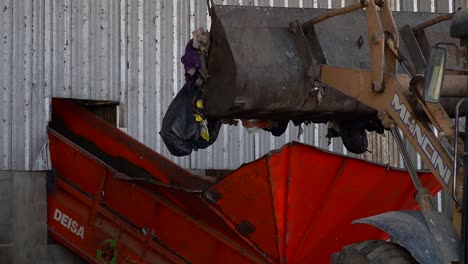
205, 5, 457, 120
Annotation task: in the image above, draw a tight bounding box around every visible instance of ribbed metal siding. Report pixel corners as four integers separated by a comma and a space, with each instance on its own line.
48, 0, 121, 101
1, 0, 466, 171
1, 0, 49, 171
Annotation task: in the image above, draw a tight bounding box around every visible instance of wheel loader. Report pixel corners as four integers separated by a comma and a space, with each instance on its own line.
202, 0, 468, 263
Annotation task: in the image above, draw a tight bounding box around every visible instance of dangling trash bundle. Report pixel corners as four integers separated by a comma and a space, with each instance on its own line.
160, 84, 221, 156
160, 28, 222, 156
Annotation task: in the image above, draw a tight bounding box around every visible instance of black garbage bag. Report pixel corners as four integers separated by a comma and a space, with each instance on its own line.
262, 121, 289, 137
326, 120, 370, 154
160, 84, 221, 156
340, 126, 368, 154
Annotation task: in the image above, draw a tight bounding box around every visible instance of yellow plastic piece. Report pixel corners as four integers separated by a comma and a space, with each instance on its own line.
196, 99, 204, 109
201, 129, 210, 141
194, 114, 203, 122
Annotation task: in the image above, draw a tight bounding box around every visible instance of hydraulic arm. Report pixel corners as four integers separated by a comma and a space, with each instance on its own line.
315, 0, 463, 207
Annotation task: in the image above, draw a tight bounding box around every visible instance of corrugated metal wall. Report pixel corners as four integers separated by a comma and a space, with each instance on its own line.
1, 0, 467, 171
1, 0, 49, 170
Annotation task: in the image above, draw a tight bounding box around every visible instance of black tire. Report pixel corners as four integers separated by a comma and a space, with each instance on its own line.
331, 240, 418, 264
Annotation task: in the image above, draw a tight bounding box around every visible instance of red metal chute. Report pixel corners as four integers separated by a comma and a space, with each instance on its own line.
48, 99, 439, 263
204, 143, 440, 263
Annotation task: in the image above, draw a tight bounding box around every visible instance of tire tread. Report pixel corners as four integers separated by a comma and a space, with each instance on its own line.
332, 240, 418, 264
